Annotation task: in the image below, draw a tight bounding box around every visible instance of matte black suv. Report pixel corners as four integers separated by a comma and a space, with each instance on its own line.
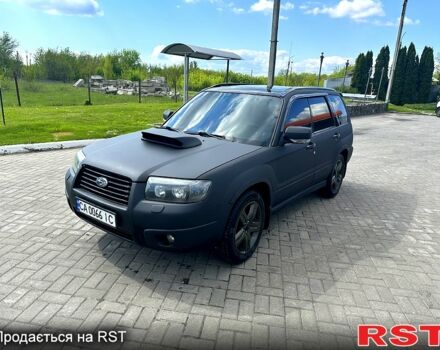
65, 85, 353, 263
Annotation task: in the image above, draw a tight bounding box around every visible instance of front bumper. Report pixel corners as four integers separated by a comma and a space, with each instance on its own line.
65, 168, 225, 250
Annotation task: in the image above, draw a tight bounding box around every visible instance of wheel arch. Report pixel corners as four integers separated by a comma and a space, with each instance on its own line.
237, 182, 272, 229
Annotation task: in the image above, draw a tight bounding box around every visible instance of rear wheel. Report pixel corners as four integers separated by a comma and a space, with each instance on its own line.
436, 108, 440, 118
320, 154, 346, 198
219, 191, 265, 264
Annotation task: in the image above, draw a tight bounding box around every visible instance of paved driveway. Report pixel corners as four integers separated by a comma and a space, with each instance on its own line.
0, 113, 439, 349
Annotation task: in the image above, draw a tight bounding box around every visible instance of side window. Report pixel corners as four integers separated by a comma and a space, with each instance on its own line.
284, 99, 312, 129
308, 97, 335, 132
327, 95, 348, 125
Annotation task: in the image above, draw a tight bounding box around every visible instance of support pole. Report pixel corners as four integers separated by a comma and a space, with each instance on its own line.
138, 80, 142, 103
87, 77, 92, 105
13, 72, 21, 107
376, 67, 385, 101
225, 60, 230, 83
183, 55, 189, 103
267, 0, 280, 91
385, 0, 408, 103
0, 87, 5, 126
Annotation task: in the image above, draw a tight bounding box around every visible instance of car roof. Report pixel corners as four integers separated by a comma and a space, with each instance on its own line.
205, 84, 338, 97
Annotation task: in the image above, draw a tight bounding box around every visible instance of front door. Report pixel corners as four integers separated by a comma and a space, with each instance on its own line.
269, 98, 315, 204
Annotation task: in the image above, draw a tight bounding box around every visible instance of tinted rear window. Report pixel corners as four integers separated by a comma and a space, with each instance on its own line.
328, 95, 348, 125
308, 97, 334, 132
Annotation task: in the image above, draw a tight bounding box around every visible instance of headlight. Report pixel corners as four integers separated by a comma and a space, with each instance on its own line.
145, 177, 211, 203
72, 150, 86, 174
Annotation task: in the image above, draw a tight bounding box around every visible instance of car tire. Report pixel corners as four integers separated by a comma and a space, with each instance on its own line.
320, 154, 346, 198
219, 190, 265, 264
436, 108, 440, 118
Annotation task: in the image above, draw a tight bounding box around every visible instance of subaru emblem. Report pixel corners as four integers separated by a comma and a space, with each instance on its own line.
96, 177, 108, 188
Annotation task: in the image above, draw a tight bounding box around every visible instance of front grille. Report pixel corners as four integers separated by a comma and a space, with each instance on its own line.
75, 165, 132, 205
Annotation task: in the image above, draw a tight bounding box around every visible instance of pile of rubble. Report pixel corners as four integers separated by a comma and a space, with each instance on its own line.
73, 75, 179, 98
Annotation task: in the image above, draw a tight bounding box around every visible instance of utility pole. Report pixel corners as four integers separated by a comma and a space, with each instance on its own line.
342, 60, 349, 91
267, 0, 280, 91
364, 67, 372, 101
376, 67, 385, 101
385, 0, 408, 103
317, 52, 324, 86
285, 58, 292, 85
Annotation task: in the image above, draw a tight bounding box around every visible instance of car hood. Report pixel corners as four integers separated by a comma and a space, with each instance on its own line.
82, 129, 261, 182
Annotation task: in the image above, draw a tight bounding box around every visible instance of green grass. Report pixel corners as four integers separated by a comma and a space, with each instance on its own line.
0, 80, 178, 107
0, 80, 182, 146
0, 102, 180, 146
388, 102, 436, 115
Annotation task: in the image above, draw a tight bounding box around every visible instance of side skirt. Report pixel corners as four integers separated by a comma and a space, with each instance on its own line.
270, 180, 327, 214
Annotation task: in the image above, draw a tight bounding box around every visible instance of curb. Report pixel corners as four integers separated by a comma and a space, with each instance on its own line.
0, 139, 103, 156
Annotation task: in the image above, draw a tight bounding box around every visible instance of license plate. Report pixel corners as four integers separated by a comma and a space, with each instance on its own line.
76, 199, 116, 228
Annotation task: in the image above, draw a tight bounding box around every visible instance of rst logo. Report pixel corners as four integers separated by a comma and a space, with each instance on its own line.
358, 324, 440, 347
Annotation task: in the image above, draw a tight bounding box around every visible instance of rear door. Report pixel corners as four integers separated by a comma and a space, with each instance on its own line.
308, 96, 340, 184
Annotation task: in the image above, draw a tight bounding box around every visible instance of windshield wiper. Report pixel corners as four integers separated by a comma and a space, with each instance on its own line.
159, 125, 179, 132
185, 130, 226, 140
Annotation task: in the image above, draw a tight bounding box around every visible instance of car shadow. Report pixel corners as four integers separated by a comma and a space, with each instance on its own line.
95, 179, 415, 345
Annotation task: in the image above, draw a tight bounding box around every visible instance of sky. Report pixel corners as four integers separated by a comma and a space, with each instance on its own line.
0, 0, 438, 76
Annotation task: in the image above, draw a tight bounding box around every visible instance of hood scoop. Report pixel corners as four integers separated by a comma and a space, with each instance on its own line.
141, 128, 202, 149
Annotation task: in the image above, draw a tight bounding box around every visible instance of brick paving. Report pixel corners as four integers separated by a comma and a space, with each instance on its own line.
0, 113, 439, 349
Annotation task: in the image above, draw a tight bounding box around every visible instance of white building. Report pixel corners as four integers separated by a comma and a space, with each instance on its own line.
324, 75, 352, 89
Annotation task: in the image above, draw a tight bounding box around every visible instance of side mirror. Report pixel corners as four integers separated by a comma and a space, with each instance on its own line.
283, 126, 312, 144
163, 109, 174, 121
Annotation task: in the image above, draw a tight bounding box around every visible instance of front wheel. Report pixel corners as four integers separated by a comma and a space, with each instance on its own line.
436, 108, 440, 118
219, 191, 265, 264
320, 154, 346, 198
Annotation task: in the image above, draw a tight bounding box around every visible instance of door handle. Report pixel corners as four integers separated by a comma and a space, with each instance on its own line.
333, 132, 341, 140
306, 142, 315, 150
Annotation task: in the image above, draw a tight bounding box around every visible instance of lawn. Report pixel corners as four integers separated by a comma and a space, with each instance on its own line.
0, 80, 182, 146
0, 80, 174, 107
388, 102, 437, 115
0, 102, 181, 146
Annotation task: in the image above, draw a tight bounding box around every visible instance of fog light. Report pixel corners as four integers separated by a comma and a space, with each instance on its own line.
166, 234, 175, 244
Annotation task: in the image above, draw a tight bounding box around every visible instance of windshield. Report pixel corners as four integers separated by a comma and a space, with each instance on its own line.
164, 91, 283, 146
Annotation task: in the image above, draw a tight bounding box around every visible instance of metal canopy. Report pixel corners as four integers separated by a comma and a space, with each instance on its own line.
161, 43, 242, 102
161, 43, 241, 61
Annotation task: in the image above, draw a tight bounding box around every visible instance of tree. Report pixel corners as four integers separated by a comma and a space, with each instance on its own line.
402, 43, 418, 104
390, 46, 407, 105
33, 48, 75, 82
103, 55, 114, 79
373, 46, 390, 100
351, 51, 373, 93
417, 46, 434, 103
435, 53, 440, 79
119, 49, 141, 76
164, 65, 183, 102
363, 50, 373, 93
0, 32, 19, 76
351, 53, 366, 93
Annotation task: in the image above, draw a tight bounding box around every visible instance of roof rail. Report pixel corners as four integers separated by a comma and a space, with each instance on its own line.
209, 83, 248, 88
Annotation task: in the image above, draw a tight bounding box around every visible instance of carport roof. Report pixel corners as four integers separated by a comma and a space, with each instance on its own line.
161, 43, 241, 60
